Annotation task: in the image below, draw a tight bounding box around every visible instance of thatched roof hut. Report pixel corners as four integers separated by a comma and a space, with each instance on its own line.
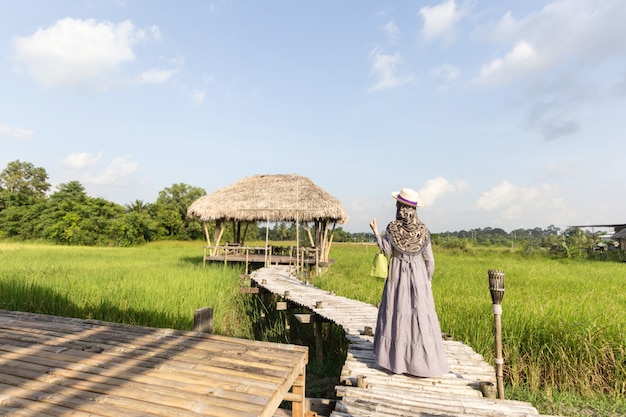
611, 227, 626, 252
187, 174, 348, 264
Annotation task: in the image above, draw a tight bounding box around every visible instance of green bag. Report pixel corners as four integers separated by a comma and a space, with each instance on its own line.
370, 252, 388, 278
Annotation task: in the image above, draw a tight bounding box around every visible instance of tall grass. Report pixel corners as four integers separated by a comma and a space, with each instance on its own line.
317, 243, 626, 416
2, 241, 624, 415
0, 241, 252, 338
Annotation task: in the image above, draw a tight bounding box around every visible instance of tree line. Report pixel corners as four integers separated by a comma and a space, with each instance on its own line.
432, 226, 624, 260
0, 160, 357, 246
0, 160, 209, 246
1, 160, 622, 259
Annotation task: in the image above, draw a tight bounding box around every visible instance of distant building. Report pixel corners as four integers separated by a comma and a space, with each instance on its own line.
568, 223, 626, 252
611, 228, 626, 252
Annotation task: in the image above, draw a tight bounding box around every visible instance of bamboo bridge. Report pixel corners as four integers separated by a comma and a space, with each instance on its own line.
251, 266, 554, 417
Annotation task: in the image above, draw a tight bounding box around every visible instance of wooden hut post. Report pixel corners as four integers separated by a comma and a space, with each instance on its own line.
324, 221, 336, 264
203, 222, 211, 247
242, 222, 249, 245
317, 218, 334, 265
320, 219, 328, 264
312, 220, 322, 263
264, 213, 270, 267
211, 220, 225, 256
305, 224, 315, 247
314, 321, 324, 364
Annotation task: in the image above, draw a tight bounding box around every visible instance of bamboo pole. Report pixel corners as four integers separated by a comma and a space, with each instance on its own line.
242, 222, 249, 245
305, 224, 315, 247
203, 222, 210, 246
325, 222, 336, 263
212, 220, 225, 256
296, 178, 300, 273
264, 212, 270, 267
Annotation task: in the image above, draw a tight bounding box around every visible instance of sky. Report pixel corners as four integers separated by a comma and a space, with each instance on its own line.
1, 0, 625, 234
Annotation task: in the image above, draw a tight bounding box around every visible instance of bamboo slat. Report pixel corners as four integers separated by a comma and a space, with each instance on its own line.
0, 309, 308, 417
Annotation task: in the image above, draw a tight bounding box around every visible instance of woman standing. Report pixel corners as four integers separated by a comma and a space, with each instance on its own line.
369, 188, 449, 377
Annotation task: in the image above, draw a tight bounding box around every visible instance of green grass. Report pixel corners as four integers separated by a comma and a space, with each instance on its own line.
0, 241, 252, 338
1, 240, 624, 416
317, 243, 626, 416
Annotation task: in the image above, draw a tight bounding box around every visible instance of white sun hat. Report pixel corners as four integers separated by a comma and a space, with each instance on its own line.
391, 188, 424, 207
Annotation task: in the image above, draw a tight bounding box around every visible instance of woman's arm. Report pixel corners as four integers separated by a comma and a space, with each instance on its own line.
370, 218, 392, 255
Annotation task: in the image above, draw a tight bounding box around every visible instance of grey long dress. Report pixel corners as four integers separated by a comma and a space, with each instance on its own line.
373, 233, 450, 377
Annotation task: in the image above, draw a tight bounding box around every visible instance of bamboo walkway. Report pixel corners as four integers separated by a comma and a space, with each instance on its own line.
0, 309, 309, 417
251, 266, 548, 417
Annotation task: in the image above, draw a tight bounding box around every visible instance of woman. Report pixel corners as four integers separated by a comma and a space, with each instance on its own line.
369, 188, 449, 377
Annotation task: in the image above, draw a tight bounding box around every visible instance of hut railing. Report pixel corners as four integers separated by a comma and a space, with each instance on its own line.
203, 245, 319, 271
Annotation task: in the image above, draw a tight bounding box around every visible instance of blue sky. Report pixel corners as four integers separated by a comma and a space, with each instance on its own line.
1, 1, 625, 233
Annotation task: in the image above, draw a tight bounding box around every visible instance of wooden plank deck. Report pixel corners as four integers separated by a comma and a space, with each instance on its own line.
251, 266, 549, 417
0, 309, 309, 417
203, 245, 329, 270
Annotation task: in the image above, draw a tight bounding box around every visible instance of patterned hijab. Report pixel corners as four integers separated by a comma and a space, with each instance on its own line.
387, 202, 430, 254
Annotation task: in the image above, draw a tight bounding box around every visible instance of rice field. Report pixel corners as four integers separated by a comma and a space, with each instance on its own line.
316, 243, 626, 416
0, 240, 624, 416
0, 241, 251, 338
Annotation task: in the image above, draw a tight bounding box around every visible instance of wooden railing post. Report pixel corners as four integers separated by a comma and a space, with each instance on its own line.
193, 307, 213, 334
291, 372, 305, 417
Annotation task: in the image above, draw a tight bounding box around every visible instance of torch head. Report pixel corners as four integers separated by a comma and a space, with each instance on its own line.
488, 269, 505, 305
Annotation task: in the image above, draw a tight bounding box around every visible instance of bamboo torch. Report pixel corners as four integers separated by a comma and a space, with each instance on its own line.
488, 269, 505, 399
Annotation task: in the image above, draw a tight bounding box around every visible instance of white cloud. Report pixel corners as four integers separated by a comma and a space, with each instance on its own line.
86, 156, 139, 185
476, 41, 540, 86
191, 89, 206, 105
540, 161, 584, 180
477, 180, 518, 212
419, 176, 467, 206
367, 47, 414, 93
62, 152, 102, 169
0, 123, 34, 140
383, 20, 400, 42
431, 63, 460, 80
430, 64, 461, 92
11, 18, 159, 89
149, 25, 162, 41
419, 0, 462, 43
476, 180, 574, 225
136, 68, 177, 84
476, 0, 626, 86
61, 154, 139, 189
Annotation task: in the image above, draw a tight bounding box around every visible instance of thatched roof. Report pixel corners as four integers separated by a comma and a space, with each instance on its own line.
187, 174, 349, 224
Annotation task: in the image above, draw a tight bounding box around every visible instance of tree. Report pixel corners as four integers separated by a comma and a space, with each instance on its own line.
152, 183, 206, 240
39, 181, 124, 245
126, 199, 151, 213
332, 227, 352, 242
0, 203, 45, 239
0, 160, 50, 209
544, 225, 561, 236
49, 181, 88, 203
111, 211, 159, 246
